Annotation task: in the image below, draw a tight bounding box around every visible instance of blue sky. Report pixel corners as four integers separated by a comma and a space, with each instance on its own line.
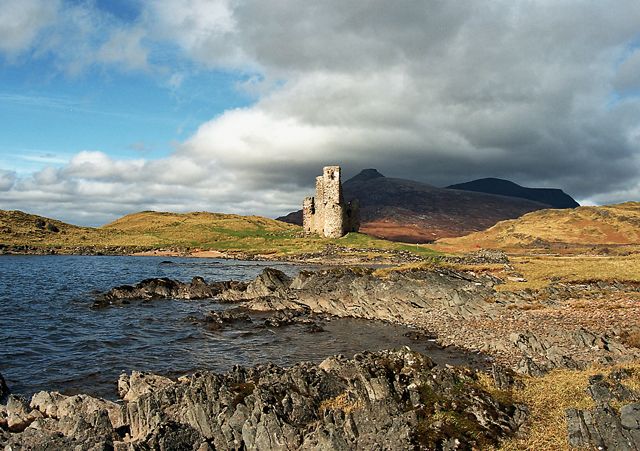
0, 41, 251, 174
1, 0, 639, 225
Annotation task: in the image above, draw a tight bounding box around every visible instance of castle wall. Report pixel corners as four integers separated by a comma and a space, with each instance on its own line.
322, 166, 344, 238
302, 165, 359, 238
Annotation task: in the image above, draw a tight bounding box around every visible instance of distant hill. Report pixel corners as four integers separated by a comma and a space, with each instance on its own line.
278, 169, 553, 243
0, 209, 434, 258
0, 210, 90, 244
436, 202, 640, 251
447, 178, 579, 209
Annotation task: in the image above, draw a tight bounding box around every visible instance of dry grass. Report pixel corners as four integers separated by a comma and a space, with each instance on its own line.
496, 254, 640, 291
372, 260, 448, 277
319, 392, 362, 414
495, 362, 640, 451
620, 329, 640, 349
436, 202, 640, 253
0, 209, 440, 259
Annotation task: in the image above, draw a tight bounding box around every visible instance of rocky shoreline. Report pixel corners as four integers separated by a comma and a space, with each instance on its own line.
3, 263, 640, 449
95, 265, 640, 373
0, 349, 528, 450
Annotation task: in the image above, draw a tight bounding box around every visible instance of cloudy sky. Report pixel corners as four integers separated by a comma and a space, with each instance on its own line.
1, 0, 639, 225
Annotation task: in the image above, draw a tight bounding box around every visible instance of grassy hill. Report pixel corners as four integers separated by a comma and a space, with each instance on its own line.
436, 202, 640, 253
0, 209, 437, 259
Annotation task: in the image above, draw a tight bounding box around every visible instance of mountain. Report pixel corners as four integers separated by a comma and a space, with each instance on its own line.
436, 202, 640, 251
278, 169, 555, 243
447, 177, 579, 209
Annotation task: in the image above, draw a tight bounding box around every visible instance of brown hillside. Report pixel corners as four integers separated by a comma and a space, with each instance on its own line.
436, 202, 640, 252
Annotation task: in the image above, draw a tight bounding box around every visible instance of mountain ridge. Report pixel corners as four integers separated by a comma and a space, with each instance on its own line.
278, 169, 565, 242
447, 177, 579, 209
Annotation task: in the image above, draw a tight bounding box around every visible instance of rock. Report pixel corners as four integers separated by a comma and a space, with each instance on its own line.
621, 403, 640, 430
241, 266, 498, 322
566, 371, 640, 450
94, 277, 246, 307
1, 349, 526, 450
201, 309, 252, 331
263, 309, 313, 327
245, 268, 292, 298
30, 390, 123, 429
444, 249, 510, 265
6, 395, 41, 432
0, 372, 8, 404
305, 323, 325, 333
491, 364, 523, 390
515, 357, 547, 377
118, 371, 176, 402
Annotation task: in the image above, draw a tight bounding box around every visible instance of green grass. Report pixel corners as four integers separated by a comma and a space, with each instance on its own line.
0, 209, 440, 259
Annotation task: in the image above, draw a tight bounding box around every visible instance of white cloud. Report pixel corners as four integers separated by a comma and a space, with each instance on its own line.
96, 27, 149, 71
2, 0, 640, 225
0, 0, 59, 55
0, 169, 16, 191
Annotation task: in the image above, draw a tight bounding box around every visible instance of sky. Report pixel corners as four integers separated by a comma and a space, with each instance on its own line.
1, 0, 639, 226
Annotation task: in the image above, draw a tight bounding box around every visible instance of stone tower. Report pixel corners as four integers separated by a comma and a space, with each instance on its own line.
303, 166, 359, 238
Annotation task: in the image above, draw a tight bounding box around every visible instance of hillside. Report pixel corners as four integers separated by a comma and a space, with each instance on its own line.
279, 169, 553, 243
0, 209, 437, 259
436, 202, 640, 252
447, 177, 579, 209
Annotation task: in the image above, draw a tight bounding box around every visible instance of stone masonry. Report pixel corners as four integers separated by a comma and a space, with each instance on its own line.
303, 166, 359, 238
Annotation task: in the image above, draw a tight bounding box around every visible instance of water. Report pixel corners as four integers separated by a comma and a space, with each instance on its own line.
0, 255, 484, 400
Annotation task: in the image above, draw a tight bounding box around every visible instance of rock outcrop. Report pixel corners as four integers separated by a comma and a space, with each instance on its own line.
220, 266, 499, 321
93, 277, 247, 308
566, 369, 640, 450
0, 349, 526, 450
95, 267, 640, 375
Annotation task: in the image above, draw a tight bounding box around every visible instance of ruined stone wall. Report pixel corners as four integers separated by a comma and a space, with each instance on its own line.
302, 166, 359, 238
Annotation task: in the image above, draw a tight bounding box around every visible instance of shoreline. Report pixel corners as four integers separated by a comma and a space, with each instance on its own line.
2, 258, 639, 449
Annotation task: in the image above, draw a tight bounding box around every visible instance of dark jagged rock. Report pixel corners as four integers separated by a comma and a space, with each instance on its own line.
263, 309, 315, 328
246, 267, 292, 297
94, 277, 247, 308
0, 372, 8, 404
566, 368, 640, 450
0, 349, 527, 450
491, 364, 523, 391
509, 329, 636, 375
236, 267, 499, 321
202, 309, 252, 331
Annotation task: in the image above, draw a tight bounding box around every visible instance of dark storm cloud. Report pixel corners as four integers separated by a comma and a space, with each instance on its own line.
2, 0, 640, 224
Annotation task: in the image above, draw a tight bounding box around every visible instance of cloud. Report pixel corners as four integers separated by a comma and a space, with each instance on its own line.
2, 0, 640, 225
0, 169, 16, 191
0, 0, 59, 56
96, 27, 149, 71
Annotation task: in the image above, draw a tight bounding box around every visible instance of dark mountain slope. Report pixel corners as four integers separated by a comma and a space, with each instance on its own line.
278, 170, 553, 243
447, 177, 579, 209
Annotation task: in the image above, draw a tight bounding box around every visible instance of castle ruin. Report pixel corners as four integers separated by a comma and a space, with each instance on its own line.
303, 166, 359, 238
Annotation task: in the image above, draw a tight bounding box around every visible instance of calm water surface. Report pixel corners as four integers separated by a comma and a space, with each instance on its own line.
0, 255, 482, 399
